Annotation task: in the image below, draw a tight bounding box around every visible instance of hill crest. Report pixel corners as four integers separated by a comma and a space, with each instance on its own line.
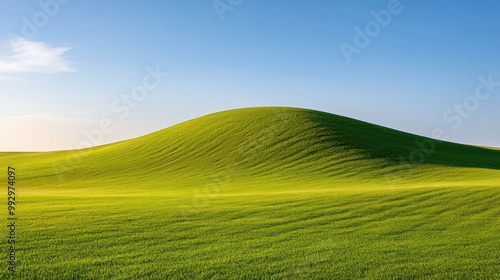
4, 107, 500, 188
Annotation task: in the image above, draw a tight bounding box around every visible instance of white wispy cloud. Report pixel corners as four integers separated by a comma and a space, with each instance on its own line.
0, 37, 74, 74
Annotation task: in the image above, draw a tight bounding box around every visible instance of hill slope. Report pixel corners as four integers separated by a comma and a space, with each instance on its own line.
3, 107, 500, 279
4, 107, 500, 191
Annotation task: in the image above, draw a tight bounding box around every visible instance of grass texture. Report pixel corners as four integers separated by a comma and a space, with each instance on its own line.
1, 107, 499, 279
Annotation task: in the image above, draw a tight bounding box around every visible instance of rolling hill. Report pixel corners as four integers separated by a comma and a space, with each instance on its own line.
2, 107, 500, 279
5, 107, 500, 190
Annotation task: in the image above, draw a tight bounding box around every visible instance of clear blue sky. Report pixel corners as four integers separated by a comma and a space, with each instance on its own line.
1, 0, 500, 151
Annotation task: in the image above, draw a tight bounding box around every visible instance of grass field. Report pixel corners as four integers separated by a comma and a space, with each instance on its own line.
2, 107, 500, 279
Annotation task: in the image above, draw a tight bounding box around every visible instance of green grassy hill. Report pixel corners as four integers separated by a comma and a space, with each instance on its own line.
2, 107, 500, 279
6, 107, 500, 190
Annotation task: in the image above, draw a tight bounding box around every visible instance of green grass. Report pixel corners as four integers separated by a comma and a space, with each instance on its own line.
2, 107, 500, 279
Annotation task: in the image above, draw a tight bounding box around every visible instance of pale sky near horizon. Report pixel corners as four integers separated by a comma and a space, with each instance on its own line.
1, 0, 500, 151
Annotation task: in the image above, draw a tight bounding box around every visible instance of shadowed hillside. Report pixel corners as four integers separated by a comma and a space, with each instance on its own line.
3, 107, 500, 279
3, 107, 500, 189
